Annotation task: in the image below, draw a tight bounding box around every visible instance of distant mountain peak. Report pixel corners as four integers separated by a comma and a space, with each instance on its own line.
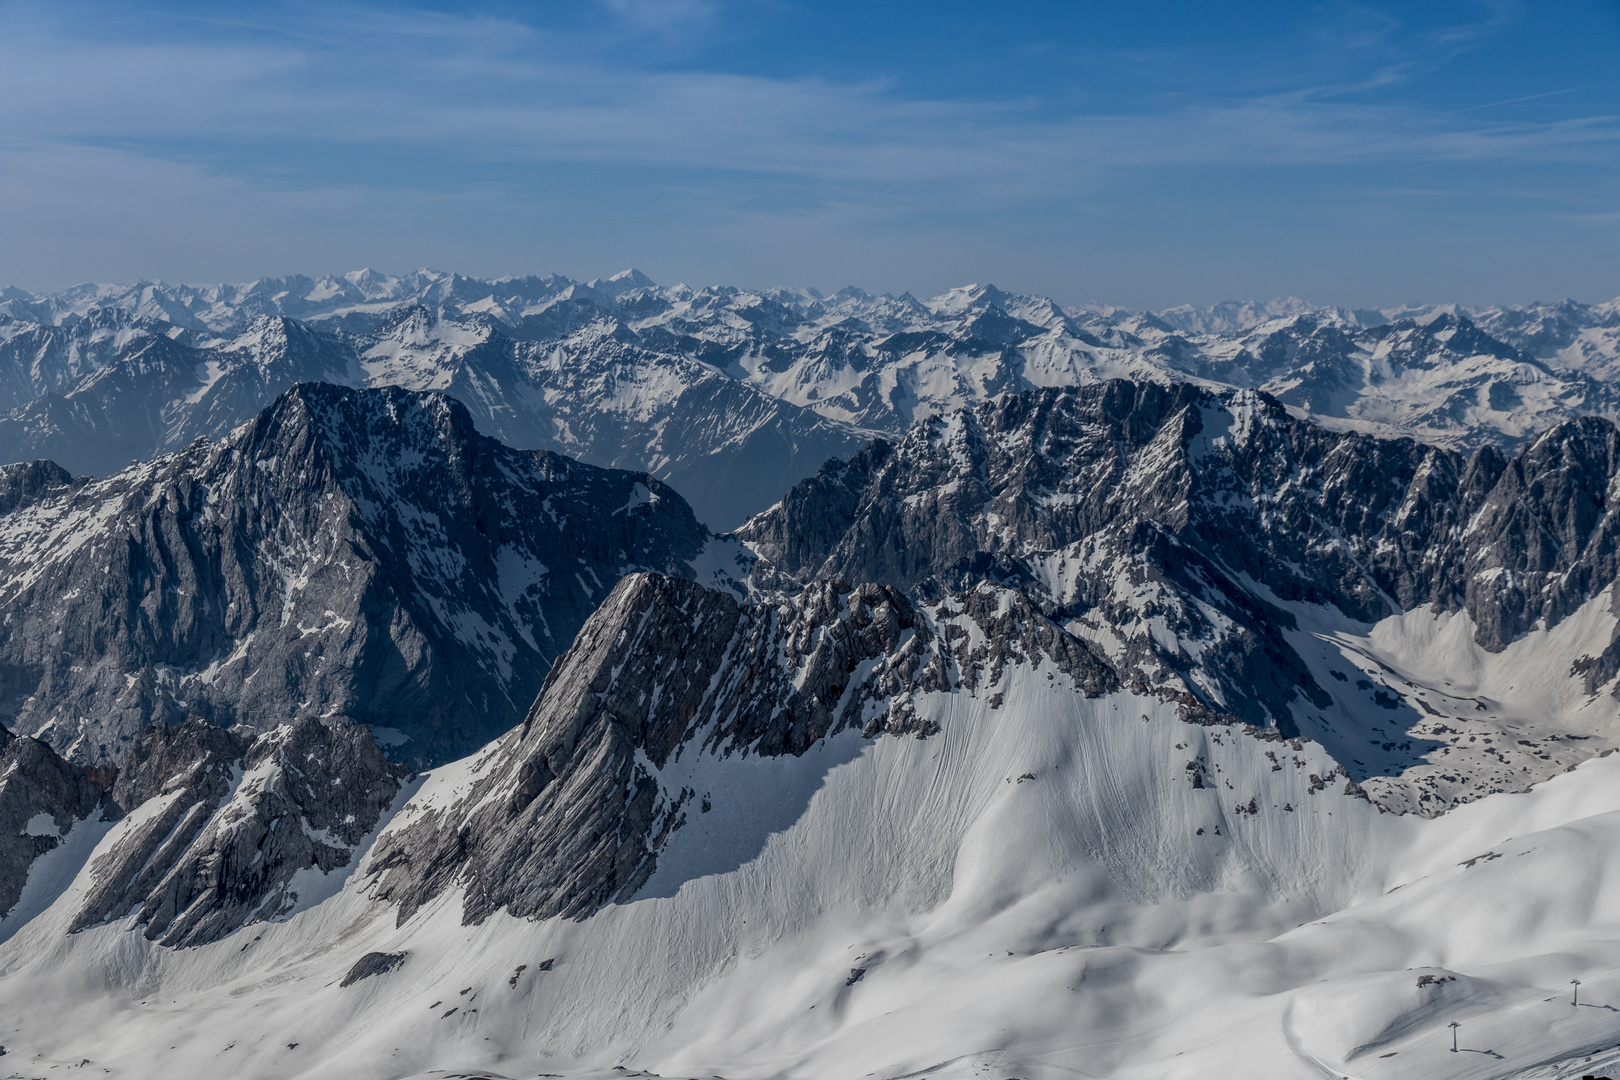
587, 268, 658, 298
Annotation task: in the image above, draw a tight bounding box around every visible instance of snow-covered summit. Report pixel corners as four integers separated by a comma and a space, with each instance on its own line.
0, 382, 737, 769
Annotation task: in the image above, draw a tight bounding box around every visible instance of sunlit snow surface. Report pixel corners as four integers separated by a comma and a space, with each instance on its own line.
4, 651, 1620, 1079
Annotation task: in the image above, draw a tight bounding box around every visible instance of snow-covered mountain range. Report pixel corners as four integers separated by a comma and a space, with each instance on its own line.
2, 269, 1618, 527
5, 269, 1620, 1078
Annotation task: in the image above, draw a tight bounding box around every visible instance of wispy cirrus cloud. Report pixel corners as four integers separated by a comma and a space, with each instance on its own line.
1, 11, 1610, 179
0, 0, 1615, 305
595, 0, 721, 33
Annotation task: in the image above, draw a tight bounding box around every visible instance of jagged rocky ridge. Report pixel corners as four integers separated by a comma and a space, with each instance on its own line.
3, 271, 1618, 526
0, 382, 747, 768
741, 381, 1620, 810
10, 375, 1620, 955
743, 381, 1620, 684
363, 571, 1115, 925
3, 565, 1114, 942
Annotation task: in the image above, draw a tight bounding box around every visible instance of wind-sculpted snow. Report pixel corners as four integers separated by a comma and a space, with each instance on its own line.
0, 382, 739, 767
3, 271, 1618, 527
742, 381, 1620, 813
363, 572, 1116, 925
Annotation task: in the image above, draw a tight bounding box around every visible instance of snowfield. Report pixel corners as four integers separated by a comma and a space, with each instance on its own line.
1281, 590, 1620, 815
5, 657, 1620, 1080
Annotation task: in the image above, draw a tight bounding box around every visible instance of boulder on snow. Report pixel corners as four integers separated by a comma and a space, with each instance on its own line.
341, 951, 408, 987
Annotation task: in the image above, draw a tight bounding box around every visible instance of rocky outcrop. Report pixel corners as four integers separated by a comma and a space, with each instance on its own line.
0, 725, 113, 922
364, 571, 1115, 926
0, 383, 745, 766
4, 711, 411, 949
68, 716, 407, 947
0, 460, 79, 515
341, 951, 408, 986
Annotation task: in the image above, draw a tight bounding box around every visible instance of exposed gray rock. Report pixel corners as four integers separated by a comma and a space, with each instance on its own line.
101, 716, 245, 820
364, 571, 1114, 926
342, 951, 408, 986
0, 460, 79, 515
5, 710, 415, 950
67, 718, 244, 936
70, 716, 408, 947
0, 382, 743, 766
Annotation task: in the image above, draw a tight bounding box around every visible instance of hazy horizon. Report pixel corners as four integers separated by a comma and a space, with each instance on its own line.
4, 264, 1616, 316
1, 0, 1617, 308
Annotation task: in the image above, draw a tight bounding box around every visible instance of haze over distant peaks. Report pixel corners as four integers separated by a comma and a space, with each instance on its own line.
2, 269, 1618, 529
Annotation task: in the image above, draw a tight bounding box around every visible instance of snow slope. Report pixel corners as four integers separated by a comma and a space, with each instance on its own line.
4, 657, 1620, 1079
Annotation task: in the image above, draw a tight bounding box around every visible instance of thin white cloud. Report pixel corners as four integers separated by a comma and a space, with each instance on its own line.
0, 0, 1614, 303
1, 1, 1612, 189
596, 0, 720, 32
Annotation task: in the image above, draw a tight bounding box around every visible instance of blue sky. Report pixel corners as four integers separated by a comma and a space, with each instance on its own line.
0, 0, 1617, 306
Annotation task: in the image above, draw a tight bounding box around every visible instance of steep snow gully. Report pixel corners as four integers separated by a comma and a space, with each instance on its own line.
4, 378, 1620, 1079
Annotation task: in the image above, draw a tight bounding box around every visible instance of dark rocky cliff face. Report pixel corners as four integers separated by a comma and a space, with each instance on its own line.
0, 382, 741, 767
2, 714, 408, 949
739, 382, 1620, 728
0, 460, 80, 515
363, 571, 1115, 926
